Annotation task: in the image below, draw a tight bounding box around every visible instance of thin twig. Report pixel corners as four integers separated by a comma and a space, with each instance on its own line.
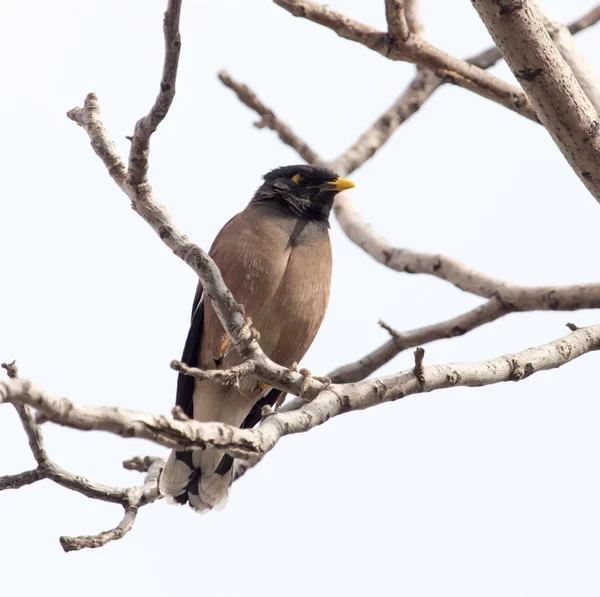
127, 0, 182, 185
1, 361, 18, 378
331, 68, 441, 175
2, 361, 48, 463
569, 6, 600, 34
0, 469, 42, 491
218, 71, 321, 164
59, 460, 163, 552
404, 0, 423, 36
13, 404, 48, 463
60, 503, 140, 552
332, 299, 505, 382
171, 359, 257, 386
385, 0, 410, 42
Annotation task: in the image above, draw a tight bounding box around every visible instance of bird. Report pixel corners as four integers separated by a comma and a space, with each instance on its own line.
158, 164, 355, 512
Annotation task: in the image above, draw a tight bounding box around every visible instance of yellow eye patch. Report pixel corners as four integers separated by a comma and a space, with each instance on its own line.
291, 173, 301, 184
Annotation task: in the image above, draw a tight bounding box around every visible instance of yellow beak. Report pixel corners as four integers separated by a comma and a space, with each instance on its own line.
324, 177, 356, 192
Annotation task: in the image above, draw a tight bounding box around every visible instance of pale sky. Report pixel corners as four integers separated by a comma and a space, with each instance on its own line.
3, 1, 600, 596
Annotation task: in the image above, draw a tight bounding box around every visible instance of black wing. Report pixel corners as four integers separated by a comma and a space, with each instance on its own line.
176, 270, 282, 428
175, 281, 205, 417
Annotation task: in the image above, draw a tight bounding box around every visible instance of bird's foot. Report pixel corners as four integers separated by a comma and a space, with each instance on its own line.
297, 368, 311, 398
217, 318, 260, 360
238, 317, 260, 344
290, 362, 330, 399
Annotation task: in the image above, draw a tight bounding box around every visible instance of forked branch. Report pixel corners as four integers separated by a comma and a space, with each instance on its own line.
3, 324, 600, 463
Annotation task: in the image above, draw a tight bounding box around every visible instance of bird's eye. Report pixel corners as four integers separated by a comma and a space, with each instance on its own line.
291, 173, 301, 184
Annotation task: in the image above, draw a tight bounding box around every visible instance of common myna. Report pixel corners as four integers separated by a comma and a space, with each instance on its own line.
159, 165, 355, 511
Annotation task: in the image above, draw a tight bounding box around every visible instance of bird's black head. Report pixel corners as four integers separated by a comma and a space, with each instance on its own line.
251, 165, 356, 224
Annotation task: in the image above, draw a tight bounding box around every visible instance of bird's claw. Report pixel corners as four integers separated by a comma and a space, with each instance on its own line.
218, 318, 260, 360
298, 368, 313, 399
238, 317, 260, 344
293, 364, 330, 399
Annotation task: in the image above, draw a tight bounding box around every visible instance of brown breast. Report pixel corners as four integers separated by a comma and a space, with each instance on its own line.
200, 202, 332, 370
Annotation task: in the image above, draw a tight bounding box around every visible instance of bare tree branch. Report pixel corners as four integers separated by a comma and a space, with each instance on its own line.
218, 71, 321, 164
0, 439, 165, 551
385, 0, 410, 42
569, 6, 600, 34
0, 378, 269, 458
1, 361, 18, 379
214, 4, 600, 182
59, 459, 163, 552
532, 0, 600, 113
0, 424, 165, 551
329, 274, 600, 383
171, 359, 257, 387
60, 505, 140, 552
1, 361, 48, 483
220, 6, 599, 177
329, 298, 506, 382
41, 460, 130, 504
330, 190, 600, 301
127, 0, 182, 186
68, 93, 250, 350
66, 2, 257, 366
332, 68, 441, 175
471, 0, 600, 203
219, 7, 600, 297
0, 468, 42, 491
0, 361, 166, 551
213, 5, 600, 386
3, 326, 600, 466
8, 0, 600, 553
273, 0, 537, 121
404, 0, 424, 36
13, 404, 48, 463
